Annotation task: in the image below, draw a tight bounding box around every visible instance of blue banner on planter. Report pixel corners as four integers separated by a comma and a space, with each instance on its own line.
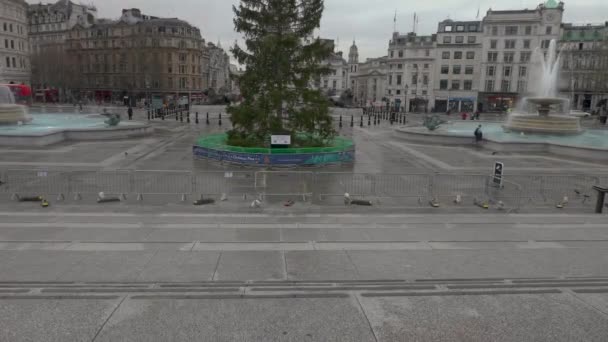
193, 146, 354, 166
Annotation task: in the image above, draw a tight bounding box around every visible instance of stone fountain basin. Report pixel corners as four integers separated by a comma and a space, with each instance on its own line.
526, 97, 565, 106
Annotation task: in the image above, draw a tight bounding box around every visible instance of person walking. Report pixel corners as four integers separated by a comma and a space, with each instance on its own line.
128, 107, 133, 121
474, 125, 483, 144
600, 105, 607, 125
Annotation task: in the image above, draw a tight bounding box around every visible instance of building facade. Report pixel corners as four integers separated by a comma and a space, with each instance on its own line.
351, 56, 388, 107
478, 1, 564, 112
386, 32, 436, 112
205, 42, 230, 93
28, 0, 97, 91
0, 0, 30, 85
559, 22, 608, 111
433, 20, 483, 113
65, 8, 204, 105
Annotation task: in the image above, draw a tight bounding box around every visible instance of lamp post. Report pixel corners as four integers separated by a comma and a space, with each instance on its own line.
404, 85, 409, 113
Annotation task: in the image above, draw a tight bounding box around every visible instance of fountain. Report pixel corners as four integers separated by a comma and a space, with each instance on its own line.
504, 40, 582, 135
0, 85, 31, 125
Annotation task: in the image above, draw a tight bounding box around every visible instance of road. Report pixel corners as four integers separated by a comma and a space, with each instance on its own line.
1, 210, 608, 341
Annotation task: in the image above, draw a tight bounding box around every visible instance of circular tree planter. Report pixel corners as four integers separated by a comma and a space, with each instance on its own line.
193, 133, 355, 166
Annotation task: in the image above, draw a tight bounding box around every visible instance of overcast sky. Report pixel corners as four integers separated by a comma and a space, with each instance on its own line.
30, 0, 608, 62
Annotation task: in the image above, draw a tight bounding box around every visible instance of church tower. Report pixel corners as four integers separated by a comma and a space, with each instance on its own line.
348, 40, 359, 90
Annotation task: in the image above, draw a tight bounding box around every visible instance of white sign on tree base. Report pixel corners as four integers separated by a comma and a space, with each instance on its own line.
271, 135, 291, 146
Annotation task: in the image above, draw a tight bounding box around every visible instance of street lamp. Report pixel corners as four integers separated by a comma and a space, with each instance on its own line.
404, 84, 409, 113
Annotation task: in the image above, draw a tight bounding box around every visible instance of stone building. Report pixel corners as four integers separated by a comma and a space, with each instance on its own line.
351, 56, 388, 107
28, 0, 97, 90
65, 8, 204, 106
0, 0, 30, 85
386, 32, 436, 112
433, 20, 483, 113
559, 22, 608, 111
205, 42, 230, 93
478, 1, 564, 112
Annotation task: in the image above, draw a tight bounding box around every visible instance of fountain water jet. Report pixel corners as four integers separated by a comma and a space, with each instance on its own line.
504, 40, 582, 135
0, 85, 31, 125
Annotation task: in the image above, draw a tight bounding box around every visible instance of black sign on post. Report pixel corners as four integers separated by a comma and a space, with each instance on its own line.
493, 162, 504, 187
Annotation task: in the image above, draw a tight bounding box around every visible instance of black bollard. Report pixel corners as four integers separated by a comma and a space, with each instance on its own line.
368, 115, 371, 126
219, 113, 222, 126
195, 112, 199, 124
360, 115, 363, 127
187, 112, 190, 123
175, 110, 178, 121
373, 115, 376, 126
350, 115, 354, 127
180, 112, 184, 122
339, 115, 342, 128
147, 110, 150, 121
206, 112, 210, 125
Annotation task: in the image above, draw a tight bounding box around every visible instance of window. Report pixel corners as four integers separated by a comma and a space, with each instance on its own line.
388, 75, 392, 85
487, 65, 496, 76
504, 66, 512, 77
442, 51, 450, 59
467, 36, 476, 44
332, 80, 337, 89
440, 80, 448, 89
469, 24, 478, 31
323, 80, 328, 88
546, 26, 552, 35
519, 66, 527, 77
464, 80, 473, 90
413, 64, 418, 69
520, 52, 531, 63
388, 90, 392, 95
517, 80, 527, 92
390, 50, 394, 58
445, 25, 453, 32
485, 80, 494, 91
3, 39, 7, 48
501, 80, 510, 92
505, 26, 518, 35
5, 57, 9, 68
453, 65, 461, 74
443, 36, 452, 44
504, 52, 514, 63
523, 40, 531, 49
10, 40, 13, 49
424, 64, 429, 69
2, 23, 5, 31
455, 36, 464, 43
441, 65, 449, 74
466, 51, 475, 59
487, 52, 498, 62
504, 40, 516, 49
491, 26, 498, 35
541, 40, 551, 49
396, 90, 401, 95
398, 50, 403, 57
525, 26, 532, 35
465, 65, 474, 74
397, 64, 403, 69
490, 40, 497, 49
451, 80, 460, 90
411, 74, 417, 85
11, 57, 16, 68
423, 75, 428, 85
456, 25, 465, 32
454, 51, 462, 59
425, 49, 430, 57
396, 75, 402, 85
9, 24, 12, 32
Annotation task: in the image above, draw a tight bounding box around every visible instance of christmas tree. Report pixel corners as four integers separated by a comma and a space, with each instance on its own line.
227, 0, 335, 147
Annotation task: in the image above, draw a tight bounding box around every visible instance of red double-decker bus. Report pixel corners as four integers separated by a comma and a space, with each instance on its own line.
2, 84, 32, 105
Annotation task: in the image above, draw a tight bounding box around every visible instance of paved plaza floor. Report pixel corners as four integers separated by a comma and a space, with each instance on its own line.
1, 106, 607, 340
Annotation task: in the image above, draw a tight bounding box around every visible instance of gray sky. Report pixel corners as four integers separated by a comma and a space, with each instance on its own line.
31, 0, 608, 62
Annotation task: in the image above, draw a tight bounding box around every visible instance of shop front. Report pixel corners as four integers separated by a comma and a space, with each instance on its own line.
479, 93, 518, 113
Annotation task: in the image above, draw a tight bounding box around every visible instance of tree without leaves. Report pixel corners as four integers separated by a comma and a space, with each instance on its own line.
227, 0, 335, 147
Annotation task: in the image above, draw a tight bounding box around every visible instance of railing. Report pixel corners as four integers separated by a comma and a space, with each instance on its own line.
0, 169, 605, 209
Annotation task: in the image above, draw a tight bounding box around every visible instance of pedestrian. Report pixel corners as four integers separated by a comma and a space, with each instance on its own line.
127, 106, 133, 121
474, 125, 483, 144
461, 112, 468, 120
600, 105, 607, 125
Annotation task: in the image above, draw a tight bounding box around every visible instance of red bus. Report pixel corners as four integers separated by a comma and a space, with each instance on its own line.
2, 84, 32, 105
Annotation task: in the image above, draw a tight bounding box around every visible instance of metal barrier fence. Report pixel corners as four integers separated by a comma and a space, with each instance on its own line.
0, 169, 605, 209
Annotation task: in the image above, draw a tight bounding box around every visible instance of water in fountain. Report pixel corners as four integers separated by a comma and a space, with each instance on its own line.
504, 39, 582, 135
0, 85, 31, 125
